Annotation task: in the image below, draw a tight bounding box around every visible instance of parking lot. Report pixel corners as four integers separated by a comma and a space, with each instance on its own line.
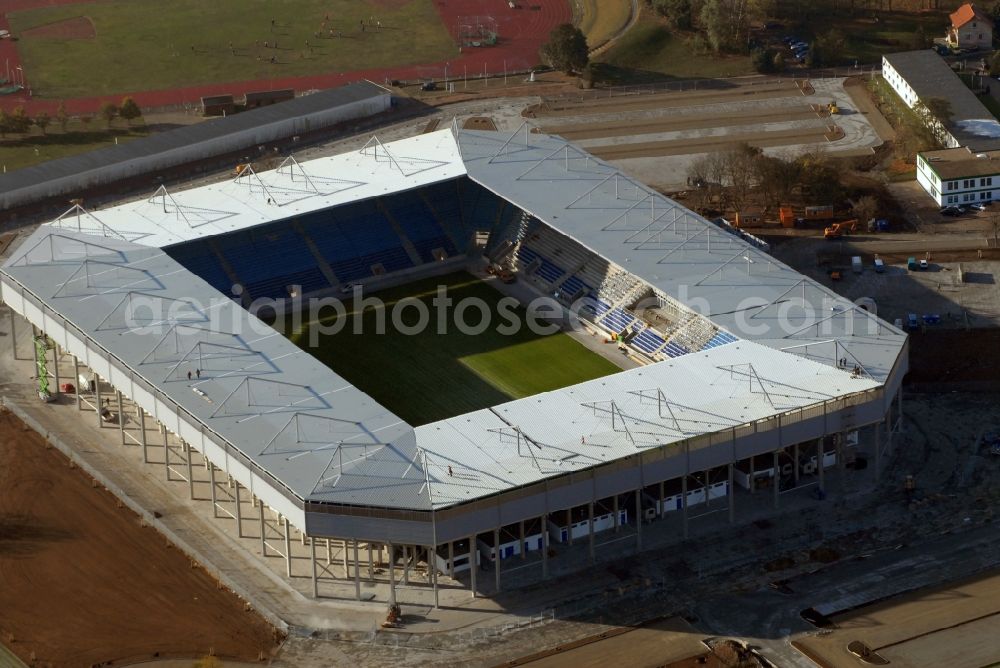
770, 236, 1000, 329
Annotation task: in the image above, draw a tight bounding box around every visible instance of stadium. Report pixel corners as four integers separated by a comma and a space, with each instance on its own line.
0, 120, 908, 607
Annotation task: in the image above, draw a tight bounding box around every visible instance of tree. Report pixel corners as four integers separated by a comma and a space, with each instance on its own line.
56, 101, 69, 133
807, 28, 848, 68
910, 25, 928, 51
756, 154, 801, 211
752, 47, 776, 73
10, 106, 31, 134
33, 111, 51, 135
0, 109, 9, 138
852, 195, 880, 223
772, 51, 785, 71
80, 115, 93, 131
918, 97, 954, 145
653, 0, 693, 29
700, 0, 757, 53
100, 101, 118, 128
721, 143, 762, 213
540, 24, 588, 74
119, 96, 141, 126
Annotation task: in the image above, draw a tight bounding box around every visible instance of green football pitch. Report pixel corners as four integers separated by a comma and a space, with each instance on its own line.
9, 0, 456, 98
285, 272, 622, 426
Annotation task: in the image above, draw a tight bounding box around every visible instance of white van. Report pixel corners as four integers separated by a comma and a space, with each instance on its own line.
851, 256, 862, 274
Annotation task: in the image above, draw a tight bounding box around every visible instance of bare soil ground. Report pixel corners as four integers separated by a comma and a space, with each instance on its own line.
843, 76, 895, 141
0, 409, 280, 667
506, 617, 717, 668
542, 106, 824, 141
588, 126, 837, 161
794, 571, 1000, 668
907, 329, 1000, 389
525, 81, 807, 119
20, 15, 94, 40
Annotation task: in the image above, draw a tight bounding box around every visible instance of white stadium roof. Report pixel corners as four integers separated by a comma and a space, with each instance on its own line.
1, 126, 906, 513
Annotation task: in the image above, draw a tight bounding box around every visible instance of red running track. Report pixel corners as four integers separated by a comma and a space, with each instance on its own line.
0, 0, 570, 114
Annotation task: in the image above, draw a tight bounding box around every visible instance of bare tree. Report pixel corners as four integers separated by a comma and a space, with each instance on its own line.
852, 195, 880, 223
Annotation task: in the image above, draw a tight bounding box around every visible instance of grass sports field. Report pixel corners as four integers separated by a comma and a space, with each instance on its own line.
9, 0, 456, 98
286, 272, 621, 426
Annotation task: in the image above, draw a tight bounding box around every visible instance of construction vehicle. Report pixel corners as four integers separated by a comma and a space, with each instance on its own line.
234, 163, 249, 177
828, 101, 839, 115
823, 219, 858, 239
903, 474, 916, 500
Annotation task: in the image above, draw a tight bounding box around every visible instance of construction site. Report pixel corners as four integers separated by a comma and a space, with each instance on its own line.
0, 69, 999, 668
524, 77, 884, 190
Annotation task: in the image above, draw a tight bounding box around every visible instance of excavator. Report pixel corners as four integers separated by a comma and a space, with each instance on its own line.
823, 219, 858, 239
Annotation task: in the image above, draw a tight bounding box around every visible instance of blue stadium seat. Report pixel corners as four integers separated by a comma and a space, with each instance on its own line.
631, 328, 665, 354
163, 241, 235, 296
380, 190, 457, 262
214, 225, 330, 300
299, 200, 413, 282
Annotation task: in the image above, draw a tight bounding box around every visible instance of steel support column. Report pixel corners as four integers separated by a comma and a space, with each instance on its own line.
402, 545, 409, 586
354, 541, 361, 601
469, 536, 477, 598
773, 451, 780, 508
613, 496, 619, 532
234, 479, 242, 537
493, 528, 501, 593
52, 344, 60, 396
519, 520, 525, 559
258, 500, 267, 555
635, 489, 642, 551
875, 421, 882, 480
817, 440, 825, 493
73, 356, 81, 410
94, 376, 103, 427
448, 542, 455, 578
430, 544, 439, 608
587, 502, 595, 563
681, 474, 689, 539
310, 538, 318, 598
138, 407, 148, 463
793, 442, 800, 484
185, 442, 195, 499
727, 463, 735, 523
389, 543, 397, 605
283, 517, 292, 577
541, 515, 549, 578
117, 391, 125, 444
209, 462, 217, 518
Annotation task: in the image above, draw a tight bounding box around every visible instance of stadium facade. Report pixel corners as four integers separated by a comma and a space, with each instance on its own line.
0, 125, 907, 603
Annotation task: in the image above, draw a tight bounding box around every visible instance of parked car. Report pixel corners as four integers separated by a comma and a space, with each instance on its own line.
969, 202, 989, 211
919, 259, 929, 270
940, 205, 965, 216
907, 313, 919, 329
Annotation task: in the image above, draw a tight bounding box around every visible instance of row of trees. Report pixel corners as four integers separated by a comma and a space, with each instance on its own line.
652, 0, 932, 65
652, 0, 767, 53
686, 143, 847, 214
0, 97, 142, 138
